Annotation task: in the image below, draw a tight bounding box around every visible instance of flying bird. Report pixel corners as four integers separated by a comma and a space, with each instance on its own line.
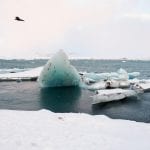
15, 16, 25, 21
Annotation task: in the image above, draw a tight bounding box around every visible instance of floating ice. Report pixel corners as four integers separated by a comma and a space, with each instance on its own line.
92, 88, 138, 104
80, 79, 130, 91
83, 72, 110, 81
82, 68, 139, 82
117, 68, 128, 80
80, 80, 106, 90
38, 50, 80, 87
0, 67, 43, 81
128, 72, 140, 79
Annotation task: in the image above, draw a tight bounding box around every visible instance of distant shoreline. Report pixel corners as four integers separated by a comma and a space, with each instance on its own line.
0, 58, 150, 61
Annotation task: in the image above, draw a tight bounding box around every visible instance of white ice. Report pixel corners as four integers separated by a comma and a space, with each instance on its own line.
0, 109, 150, 150
0, 66, 43, 80
80, 79, 130, 91
92, 88, 138, 104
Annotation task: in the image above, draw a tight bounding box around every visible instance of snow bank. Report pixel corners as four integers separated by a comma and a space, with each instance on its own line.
0, 109, 150, 150
0, 67, 43, 79
0, 68, 30, 74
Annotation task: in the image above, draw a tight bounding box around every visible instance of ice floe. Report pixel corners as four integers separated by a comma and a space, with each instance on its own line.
92, 88, 141, 104
82, 68, 140, 82
0, 67, 43, 81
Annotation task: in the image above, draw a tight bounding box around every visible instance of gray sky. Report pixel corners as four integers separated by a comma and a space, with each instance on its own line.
0, 0, 150, 59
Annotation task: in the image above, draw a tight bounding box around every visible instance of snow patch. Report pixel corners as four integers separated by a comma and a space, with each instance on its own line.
0, 109, 150, 150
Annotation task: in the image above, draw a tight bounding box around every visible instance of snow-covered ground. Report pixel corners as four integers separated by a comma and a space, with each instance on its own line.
0, 109, 150, 150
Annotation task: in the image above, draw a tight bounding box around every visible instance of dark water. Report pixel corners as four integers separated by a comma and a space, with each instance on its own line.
0, 59, 150, 123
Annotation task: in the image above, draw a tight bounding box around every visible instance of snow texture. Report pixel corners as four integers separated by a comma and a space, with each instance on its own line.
92, 88, 137, 104
38, 50, 80, 87
0, 67, 43, 79
0, 109, 150, 150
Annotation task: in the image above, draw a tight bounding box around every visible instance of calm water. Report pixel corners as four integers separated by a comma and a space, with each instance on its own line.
0, 59, 150, 123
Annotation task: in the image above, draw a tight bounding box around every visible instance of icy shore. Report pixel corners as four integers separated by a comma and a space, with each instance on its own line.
0, 109, 150, 150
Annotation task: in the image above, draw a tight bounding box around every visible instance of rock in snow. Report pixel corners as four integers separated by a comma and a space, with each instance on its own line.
38, 50, 80, 87
0, 109, 150, 150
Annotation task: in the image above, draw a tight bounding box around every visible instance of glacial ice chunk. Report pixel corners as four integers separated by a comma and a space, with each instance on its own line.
117, 68, 128, 80
83, 69, 128, 81
83, 68, 136, 82
128, 72, 140, 79
83, 72, 110, 81
38, 50, 80, 87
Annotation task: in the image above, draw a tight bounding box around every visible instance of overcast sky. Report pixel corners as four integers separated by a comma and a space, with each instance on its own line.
0, 0, 150, 59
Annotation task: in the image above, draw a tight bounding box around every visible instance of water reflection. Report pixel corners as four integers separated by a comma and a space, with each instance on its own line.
92, 97, 150, 122
1, 81, 150, 122
92, 97, 139, 113
40, 86, 81, 112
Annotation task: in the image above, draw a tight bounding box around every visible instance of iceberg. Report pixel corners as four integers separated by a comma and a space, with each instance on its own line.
38, 50, 80, 87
